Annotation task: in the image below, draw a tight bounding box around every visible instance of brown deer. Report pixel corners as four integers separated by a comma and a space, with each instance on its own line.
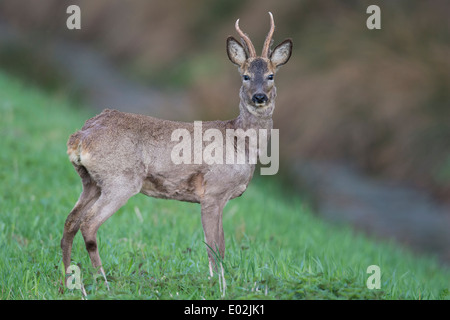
61, 12, 292, 288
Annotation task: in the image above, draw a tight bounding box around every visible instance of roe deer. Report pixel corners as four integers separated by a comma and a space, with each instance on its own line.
61, 12, 292, 288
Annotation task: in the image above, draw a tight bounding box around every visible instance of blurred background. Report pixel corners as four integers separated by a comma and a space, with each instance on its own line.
0, 0, 449, 263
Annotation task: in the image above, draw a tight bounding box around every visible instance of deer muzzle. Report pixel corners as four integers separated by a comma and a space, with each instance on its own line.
252, 93, 269, 105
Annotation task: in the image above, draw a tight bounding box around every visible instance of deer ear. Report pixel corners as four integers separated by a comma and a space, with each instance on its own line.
227, 36, 247, 66
270, 39, 293, 68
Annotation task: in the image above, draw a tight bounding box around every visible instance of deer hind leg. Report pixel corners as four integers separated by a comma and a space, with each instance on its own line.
79, 179, 139, 287
61, 165, 100, 275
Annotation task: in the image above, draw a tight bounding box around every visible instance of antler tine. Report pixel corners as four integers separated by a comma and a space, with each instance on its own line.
261, 12, 275, 58
235, 18, 256, 58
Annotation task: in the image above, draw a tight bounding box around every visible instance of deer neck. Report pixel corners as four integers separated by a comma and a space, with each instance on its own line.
235, 104, 273, 132
234, 91, 274, 132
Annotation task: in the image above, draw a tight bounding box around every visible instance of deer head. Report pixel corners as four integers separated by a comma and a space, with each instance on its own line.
227, 12, 292, 117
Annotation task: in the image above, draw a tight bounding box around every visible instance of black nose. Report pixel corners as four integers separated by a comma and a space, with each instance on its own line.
252, 93, 268, 104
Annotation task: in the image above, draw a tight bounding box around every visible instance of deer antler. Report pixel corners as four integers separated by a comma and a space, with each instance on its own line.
261, 12, 275, 58
235, 18, 256, 58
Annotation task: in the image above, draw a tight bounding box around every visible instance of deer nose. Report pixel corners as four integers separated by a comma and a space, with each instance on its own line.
252, 93, 268, 104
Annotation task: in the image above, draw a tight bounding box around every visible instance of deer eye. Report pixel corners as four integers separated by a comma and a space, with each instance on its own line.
267, 74, 274, 80
243, 75, 250, 81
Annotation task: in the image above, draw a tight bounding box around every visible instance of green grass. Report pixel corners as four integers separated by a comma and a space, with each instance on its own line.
0, 71, 449, 300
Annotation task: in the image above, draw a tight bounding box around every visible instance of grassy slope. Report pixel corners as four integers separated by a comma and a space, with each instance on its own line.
0, 72, 449, 300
